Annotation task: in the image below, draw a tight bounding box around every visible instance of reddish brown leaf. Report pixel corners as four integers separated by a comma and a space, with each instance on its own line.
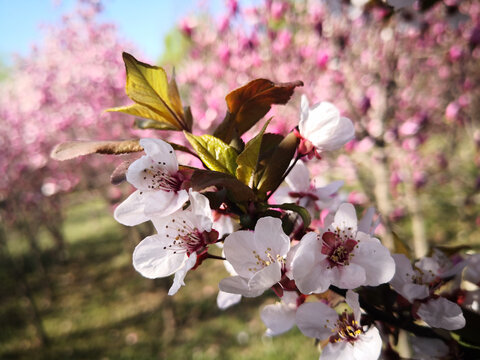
213, 79, 303, 143
190, 169, 255, 203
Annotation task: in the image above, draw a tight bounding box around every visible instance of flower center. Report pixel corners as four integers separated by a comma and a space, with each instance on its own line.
321, 231, 357, 267
142, 164, 183, 192
162, 219, 217, 256
248, 248, 284, 273
330, 312, 363, 344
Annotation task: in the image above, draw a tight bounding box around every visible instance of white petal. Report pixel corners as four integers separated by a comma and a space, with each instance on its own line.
415, 256, 441, 283
140, 138, 178, 173
248, 262, 282, 295
261, 302, 296, 336
357, 207, 376, 235
464, 254, 480, 284
333, 262, 366, 289
390, 254, 417, 299
332, 203, 358, 231
292, 233, 330, 294
223, 230, 258, 278
351, 327, 382, 360
114, 190, 150, 226
285, 160, 311, 193
168, 252, 197, 296
188, 190, 214, 231
254, 216, 290, 257
316, 115, 355, 151
417, 297, 466, 330
132, 235, 186, 278
321, 342, 356, 360
300, 101, 355, 152
402, 283, 430, 303
223, 217, 289, 278
296, 302, 338, 340
281, 291, 300, 307
144, 189, 189, 218
345, 290, 361, 323
351, 238, 395, 286
219, 276, 264, 297
298, 94, 310, 134
303, 101, 341, 135
315, 180, 344, 200
216, 290, 242, 310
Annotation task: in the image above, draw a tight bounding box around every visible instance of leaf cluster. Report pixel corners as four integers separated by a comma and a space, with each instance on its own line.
52, 53, 307, 231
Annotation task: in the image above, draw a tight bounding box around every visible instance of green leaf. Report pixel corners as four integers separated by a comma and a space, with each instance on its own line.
257, 132, 299, 194
184, 132, 238, 175
236, 119, 271, 186
134, 118, 178, 130
107, 52, 188, 131
190, 169, 255, 203
267, 203, 311, 229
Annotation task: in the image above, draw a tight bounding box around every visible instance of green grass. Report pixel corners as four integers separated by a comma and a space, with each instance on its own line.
0, 193, 319, 360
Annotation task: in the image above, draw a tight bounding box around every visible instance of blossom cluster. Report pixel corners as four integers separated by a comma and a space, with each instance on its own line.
53, 49, 479, 359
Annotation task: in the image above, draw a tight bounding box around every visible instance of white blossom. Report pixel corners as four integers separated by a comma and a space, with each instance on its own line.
390, 254, 465, 330
297, 95, 355, 155
219, 217, 290, 297
114, 138, 189, 226
273, 160, 344, 216
132, 191, 216, 295
296, 290, 382, 360
291, 203, 395, 294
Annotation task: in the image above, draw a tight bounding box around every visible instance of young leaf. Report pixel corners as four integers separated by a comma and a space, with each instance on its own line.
257, 132, 299, 194
50, 140, 143, 161
184, 133, 238, 175
106, 52, 188, 131
214, 78, 303, 143
190, 169, 255, 203
134, 118, 178, 130
236, 119, 271, 186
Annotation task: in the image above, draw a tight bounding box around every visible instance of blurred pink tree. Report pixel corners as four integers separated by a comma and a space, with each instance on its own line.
0, 1, 139, 256
174, 0, 480, 257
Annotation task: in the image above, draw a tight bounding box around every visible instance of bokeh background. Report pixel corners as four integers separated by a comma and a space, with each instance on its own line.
0, 0, 479, 359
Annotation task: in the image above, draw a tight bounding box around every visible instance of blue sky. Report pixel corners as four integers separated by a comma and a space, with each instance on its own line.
0, 0, 259, 64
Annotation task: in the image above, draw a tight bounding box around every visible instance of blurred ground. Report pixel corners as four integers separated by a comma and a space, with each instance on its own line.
0, 192, 319, 360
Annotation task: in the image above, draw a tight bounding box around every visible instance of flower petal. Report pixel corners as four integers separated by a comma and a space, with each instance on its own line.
114, 190, 150, 226
350, 326, 382, 360
285, 160, 311, 193
332, 203, 357, 231
144, 189, 189, 218
417, 297, 466, 330
168, 252, 197, 296
292, 233, 330, 294
296, 302, 338, 340
351, 238, 395, 286
248, 262, 282, 296
333, 262, 366, 289
223, 230, 258, 277
321, 342, 356, 360
345, 290, 361, 323
254, 216, 290, 257
261, 302, 296, 336
219, 276, 264, 297
140, 138, 178, 173
132, 235, 186, 278
216, 290, 242, 310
